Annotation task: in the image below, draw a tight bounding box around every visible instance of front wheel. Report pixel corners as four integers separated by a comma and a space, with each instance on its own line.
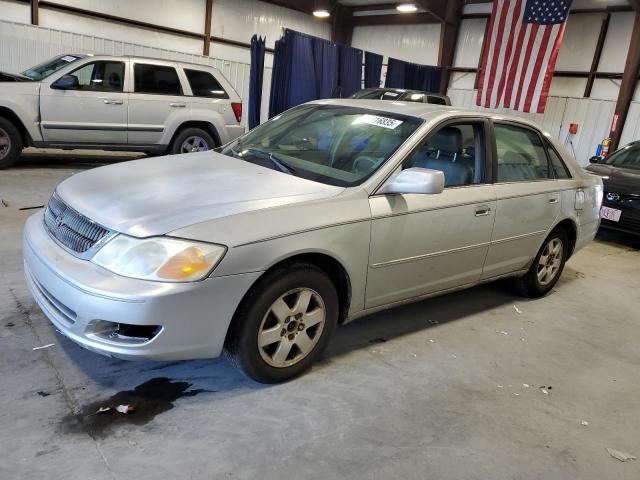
515, 228, 569, 298
0, 117, 23, 169
169, 127, 216, 155
224, 263, 339, 383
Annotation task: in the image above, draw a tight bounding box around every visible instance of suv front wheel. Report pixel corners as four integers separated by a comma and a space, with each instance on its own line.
170, 127, 216, 155
0, 117, 23, 169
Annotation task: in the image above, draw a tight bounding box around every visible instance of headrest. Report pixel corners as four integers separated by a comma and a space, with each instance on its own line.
502, 151, 530, 165
430, 127, 462, 154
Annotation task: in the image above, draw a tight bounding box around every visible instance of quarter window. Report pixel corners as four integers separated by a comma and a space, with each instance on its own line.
184, 69, 229, 98
404, 123, 485, 187
546, 144, 571, 179
494, 124, 550, 182
65, 61, 125, 92
134, 64, 182, 95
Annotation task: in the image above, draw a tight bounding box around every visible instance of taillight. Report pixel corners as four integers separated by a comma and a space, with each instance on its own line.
231, 102, 242, 123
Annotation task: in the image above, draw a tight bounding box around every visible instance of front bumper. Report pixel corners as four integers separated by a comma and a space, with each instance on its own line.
23, 212, 262, 361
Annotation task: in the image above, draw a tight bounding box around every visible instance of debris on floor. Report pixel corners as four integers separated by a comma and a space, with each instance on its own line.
5, 322, 15, 327
428, 339, 435, 343
32, 343, 55, 351
606, 448, 636, 462
496, 330, 508, 335
116, 404, 135, 414
37, 391, 50, 397
1, 198, 7, 207
18, 205, 44, 211
540, 386, 551, 395
368, 337, 387, 344
513, 305, 523, 314
523, 384, 530, 388
581, 420, 589, 426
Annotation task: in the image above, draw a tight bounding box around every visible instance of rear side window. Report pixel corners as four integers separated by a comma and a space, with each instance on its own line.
427, 96, 447, 105
66, 61, 125, 92
494, 124, 550, 182
134, 64, 182, 95
184, 69, 229, 98
546, 144, 571, 179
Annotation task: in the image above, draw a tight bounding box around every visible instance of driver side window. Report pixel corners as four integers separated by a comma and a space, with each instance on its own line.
66, 61, 125, 92
403, 123, 485, 187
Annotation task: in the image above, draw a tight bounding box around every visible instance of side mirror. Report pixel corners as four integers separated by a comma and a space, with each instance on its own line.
589, 155, 603, 164
378, 167, 445, 195
51, 74, 79, 90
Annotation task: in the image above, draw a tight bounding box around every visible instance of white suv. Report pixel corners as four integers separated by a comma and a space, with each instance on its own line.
0, 54, 245, 168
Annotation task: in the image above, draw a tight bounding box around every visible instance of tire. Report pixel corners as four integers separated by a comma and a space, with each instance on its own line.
169, 127, 216, 155
515, 228, 569, 298
0, 117, 23, 169
224, 262, 339, 383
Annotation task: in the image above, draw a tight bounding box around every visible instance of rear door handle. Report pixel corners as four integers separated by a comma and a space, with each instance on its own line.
475, 206, 491, 216
170, 102, 186, 108
548, 197, 559, 204
102, 99, 123, 105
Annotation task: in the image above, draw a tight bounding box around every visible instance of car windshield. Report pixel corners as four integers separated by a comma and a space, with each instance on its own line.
351, 89, 406, 101
605, 143, 640, 170
222, 105, 422, 187
21, 55, 83, 80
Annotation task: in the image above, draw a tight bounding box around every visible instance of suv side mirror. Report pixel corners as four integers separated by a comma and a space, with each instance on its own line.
378, 167, 445, 195
51, 74, 79, 90
589, 155, 603, 164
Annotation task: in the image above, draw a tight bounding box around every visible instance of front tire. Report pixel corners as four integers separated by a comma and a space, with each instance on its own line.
224, 263, 339, 383
0, 117, 23, 169
515, 228, 569, 298
169, 127, 215, 155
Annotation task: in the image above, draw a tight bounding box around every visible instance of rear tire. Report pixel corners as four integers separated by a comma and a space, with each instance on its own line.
0, 117, 23, 169
169, 127, 215, 155
224, 262, 339, 383
515, 228, 569, 298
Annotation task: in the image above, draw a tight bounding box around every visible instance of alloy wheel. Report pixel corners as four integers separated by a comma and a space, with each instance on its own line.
0, 127, 11, 160
257, 288, 326, 368
180, 136, 209, 153
537, 238, 563, 286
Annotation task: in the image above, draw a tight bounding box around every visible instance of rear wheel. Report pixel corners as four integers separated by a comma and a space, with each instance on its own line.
0, 117, 23, 169
224, 263, 338, 383
515, 228, 569, 297
169, 127, 215, 155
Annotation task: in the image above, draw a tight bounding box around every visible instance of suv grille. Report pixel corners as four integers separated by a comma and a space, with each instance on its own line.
43, 194, 109, 253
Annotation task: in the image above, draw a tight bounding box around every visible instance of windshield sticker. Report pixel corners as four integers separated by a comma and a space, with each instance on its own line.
355, 114, 403, 130
61, 55, 77, 62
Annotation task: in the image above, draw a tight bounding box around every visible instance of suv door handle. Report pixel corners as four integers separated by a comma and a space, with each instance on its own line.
548, 197, 559, 204
475, 206, 491, 216
170, 102, 186, 108
102, 99, 123, 105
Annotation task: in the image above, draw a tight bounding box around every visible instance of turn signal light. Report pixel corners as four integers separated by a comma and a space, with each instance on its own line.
231, 102, 242, 123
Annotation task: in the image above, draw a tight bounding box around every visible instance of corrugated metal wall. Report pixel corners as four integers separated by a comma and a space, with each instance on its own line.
448, 88, 616, 165
620, 101, 640, 146
0, 20, 273, 126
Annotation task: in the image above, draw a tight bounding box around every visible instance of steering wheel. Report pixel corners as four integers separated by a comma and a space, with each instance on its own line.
352, 155, 380, 176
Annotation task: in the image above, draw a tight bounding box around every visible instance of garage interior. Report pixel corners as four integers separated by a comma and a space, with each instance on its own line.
1, 0, 640, 479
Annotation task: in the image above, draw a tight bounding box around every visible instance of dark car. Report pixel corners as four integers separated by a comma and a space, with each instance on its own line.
351, 88, 451, 105
587, 141, 640, 235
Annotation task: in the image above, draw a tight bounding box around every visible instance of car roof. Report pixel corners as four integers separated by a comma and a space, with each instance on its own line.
308, 98, 541, 129
358, 87, 448, 98
65, 53, 218, 70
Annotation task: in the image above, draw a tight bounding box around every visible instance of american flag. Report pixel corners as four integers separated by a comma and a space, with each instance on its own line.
476, 0, 572, 113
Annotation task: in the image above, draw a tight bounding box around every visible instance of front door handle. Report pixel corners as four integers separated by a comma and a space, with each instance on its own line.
170, 102, 186, 108
102, 99, 123, 105
548, 197, 559, 204
475, 206, 491, 216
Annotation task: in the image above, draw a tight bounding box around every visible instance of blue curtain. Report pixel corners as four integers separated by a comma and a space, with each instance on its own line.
338, 45, 363, 98
248, 35, 265, 129
364, 51, 383, 88
385, 57, 406, 88
313, 40, 339, 99
385, 57, 442, 92
268, 38, 287, 118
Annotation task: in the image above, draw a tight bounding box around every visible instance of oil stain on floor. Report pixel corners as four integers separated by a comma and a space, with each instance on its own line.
62, 377, 211, 437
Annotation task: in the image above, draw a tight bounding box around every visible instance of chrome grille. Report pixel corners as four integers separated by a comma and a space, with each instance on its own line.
43, 194, 109, 253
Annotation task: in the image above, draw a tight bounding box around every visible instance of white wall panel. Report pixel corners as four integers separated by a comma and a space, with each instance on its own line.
590, 78, 622, 100
453, 18, 486, 68
447, 87, 616, 165
351, 24, 441, 66
211, 0, 330, 51
598, 12, 634, 72
620, 101, 640, 146
0, 0, 30, 24
556, 13, 602, 72
548, 77, 588, 98
449, 71, 476, 90
39, 10, 203, 54
46, 0, 206, 34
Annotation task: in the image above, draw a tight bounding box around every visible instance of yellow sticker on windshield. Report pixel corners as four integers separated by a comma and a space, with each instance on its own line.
354, 114, 403, 130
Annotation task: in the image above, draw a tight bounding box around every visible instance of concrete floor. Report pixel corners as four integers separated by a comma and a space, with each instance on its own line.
1, 153, 639, 480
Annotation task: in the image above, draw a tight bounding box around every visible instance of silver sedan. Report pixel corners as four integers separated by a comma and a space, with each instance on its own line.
23, 100, 603, 383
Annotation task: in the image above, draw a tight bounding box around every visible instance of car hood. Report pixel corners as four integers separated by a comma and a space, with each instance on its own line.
0, 71, 33, 82
56, 152, 345, 237
587, 164, 640, 194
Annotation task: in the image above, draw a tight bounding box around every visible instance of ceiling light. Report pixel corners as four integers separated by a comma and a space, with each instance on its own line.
313, 9, 330, 18
396, 3, 418, 13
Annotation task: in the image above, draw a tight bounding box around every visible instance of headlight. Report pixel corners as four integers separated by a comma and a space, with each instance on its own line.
92, 235, 226, 282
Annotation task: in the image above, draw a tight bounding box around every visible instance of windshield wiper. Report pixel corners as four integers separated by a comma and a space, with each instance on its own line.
241, 147, 297, 174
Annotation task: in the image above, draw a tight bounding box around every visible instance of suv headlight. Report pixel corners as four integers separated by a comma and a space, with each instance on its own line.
92, 235, 226, 282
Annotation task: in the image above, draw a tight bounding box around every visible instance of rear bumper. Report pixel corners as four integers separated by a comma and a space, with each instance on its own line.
23, 212, 261, 360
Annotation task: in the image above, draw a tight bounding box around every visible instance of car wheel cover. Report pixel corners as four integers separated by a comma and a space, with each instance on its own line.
0, 127, 11, 160
180, 136, 209, 153
257, 288, 326, 368
536, 237, 563, 286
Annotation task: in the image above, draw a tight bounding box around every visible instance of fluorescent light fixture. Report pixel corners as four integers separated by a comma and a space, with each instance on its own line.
313, 9, 330, 18
396, 3, 418, 13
